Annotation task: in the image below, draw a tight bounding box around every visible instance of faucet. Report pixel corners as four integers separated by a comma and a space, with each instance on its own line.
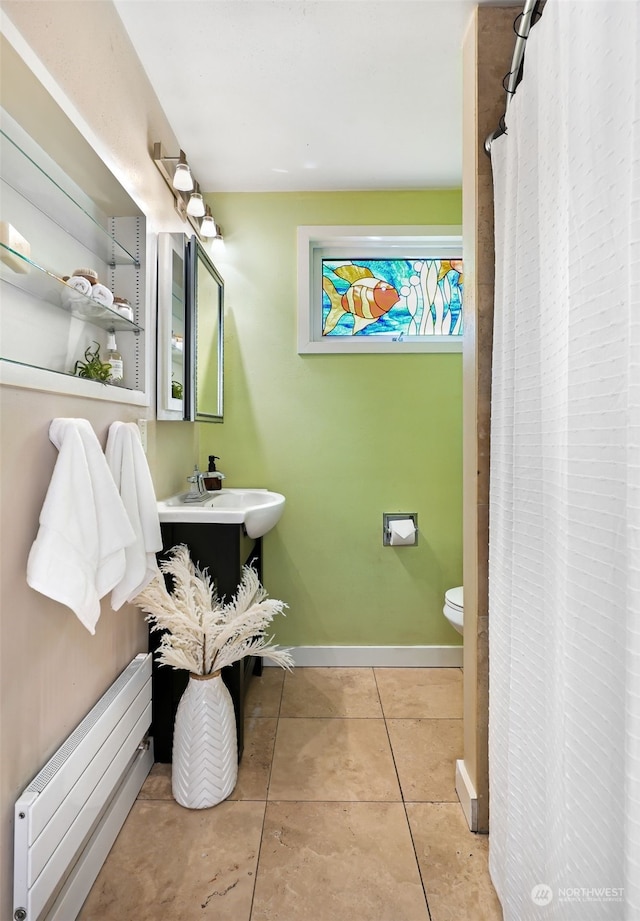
184, 465, 207, 502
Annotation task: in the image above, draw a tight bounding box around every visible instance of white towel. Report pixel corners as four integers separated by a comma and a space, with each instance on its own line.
61, 275, 91, 308
105, 421, 162, 610
27, 419, 136, 634
91, 284, 114, 309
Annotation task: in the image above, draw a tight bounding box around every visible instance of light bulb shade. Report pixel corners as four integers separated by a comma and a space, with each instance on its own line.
173, 152, 193, 191
186, 191, 206, 217
200, 213, 217, 237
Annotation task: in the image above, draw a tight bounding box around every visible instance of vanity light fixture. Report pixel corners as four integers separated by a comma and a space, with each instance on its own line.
186, 183, 206, 217
200, 206, 218, 238
152, 142, 223, 242
172, 150, 193, 191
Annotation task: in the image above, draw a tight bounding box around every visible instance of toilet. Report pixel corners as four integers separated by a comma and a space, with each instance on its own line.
443, 586, 464, 635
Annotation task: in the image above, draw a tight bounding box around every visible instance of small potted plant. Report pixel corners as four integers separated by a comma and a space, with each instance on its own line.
134, 544, 292, 808
73, 341, 112, 382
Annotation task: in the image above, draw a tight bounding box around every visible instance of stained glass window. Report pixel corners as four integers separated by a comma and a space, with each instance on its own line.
321, 258, 463, 339
297, 227, 463, 353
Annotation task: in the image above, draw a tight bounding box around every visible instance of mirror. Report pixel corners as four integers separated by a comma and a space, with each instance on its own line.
156, 233, 186, 420
185, 236, 224, 422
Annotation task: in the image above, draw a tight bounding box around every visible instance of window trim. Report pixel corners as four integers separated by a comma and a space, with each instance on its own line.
297, 225, 463, 354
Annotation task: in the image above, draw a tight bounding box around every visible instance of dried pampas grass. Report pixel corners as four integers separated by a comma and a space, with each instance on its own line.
134, 543, 293, 675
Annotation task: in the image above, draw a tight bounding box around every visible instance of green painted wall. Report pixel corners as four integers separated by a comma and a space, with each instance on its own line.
199, 190, 463, 647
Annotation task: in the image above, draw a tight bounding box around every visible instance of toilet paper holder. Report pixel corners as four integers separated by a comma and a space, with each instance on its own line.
383, 513, 418, 546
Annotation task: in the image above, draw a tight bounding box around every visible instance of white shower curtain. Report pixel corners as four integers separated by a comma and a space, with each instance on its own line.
489, 2, 640, 919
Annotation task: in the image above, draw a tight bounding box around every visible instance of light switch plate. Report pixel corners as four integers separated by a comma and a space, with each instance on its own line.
137, 418, 148, 454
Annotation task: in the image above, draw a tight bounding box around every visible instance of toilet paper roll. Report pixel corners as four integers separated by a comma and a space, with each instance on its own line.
389, 518, 416, 546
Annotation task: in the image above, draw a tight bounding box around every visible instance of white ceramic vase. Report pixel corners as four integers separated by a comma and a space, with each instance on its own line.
172, 671, 238, 809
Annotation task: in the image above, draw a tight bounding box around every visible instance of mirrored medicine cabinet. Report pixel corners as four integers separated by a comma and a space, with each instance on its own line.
157, 233, 224, 422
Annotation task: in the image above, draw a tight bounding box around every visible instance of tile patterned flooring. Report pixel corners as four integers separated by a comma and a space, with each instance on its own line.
79, 667, 503, 921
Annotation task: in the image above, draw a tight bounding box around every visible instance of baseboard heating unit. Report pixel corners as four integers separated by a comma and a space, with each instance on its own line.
13, 653, 153, 921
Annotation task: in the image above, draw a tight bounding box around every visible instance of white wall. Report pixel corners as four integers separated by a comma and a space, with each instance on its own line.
0, 2, 199, 914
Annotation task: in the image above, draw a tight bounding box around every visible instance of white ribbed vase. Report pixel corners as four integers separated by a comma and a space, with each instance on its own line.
172, 671, 238, 809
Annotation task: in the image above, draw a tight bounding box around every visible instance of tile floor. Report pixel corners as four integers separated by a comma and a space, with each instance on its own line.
79, 667, 503, 921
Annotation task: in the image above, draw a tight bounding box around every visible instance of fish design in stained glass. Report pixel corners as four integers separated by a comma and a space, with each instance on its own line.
321, 258, 463, 337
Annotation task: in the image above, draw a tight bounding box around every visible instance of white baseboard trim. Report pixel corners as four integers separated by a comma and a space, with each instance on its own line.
455, 758, 478, 832
264, 645, 463, 668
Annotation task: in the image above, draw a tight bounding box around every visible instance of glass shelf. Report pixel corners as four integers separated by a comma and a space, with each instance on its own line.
0, 129, 140, 267
0, 356, 139, 392
0, 243, 143, 333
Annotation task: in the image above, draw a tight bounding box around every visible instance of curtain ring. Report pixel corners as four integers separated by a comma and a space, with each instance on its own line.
502, 71, 516, 95
513, 12, 528, 38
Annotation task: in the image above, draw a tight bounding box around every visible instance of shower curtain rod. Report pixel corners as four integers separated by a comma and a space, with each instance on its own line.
484, 0, 544, 155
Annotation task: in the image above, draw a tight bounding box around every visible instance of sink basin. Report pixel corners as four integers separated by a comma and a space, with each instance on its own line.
157, 488, 285, 538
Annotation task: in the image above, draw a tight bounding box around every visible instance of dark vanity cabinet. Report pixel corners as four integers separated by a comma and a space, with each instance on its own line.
151, 523, 263, 762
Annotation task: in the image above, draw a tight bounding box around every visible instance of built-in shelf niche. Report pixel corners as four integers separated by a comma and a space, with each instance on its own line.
0, 108, 147, 401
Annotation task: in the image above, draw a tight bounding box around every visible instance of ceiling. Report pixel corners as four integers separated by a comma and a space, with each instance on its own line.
114, 0, 514, 193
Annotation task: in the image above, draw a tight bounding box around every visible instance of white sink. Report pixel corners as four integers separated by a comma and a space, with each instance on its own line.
157, 488, 285, 538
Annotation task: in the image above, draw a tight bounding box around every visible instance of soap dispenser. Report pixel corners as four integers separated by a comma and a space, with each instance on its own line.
202, 455, 224, 491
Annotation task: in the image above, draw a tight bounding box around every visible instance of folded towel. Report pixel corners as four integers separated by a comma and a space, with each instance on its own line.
66, 276, 92, 295
61, 275, 91, 308
105, 421, 162, 610
91, 284, 114, 309
27, 418, 136, 634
